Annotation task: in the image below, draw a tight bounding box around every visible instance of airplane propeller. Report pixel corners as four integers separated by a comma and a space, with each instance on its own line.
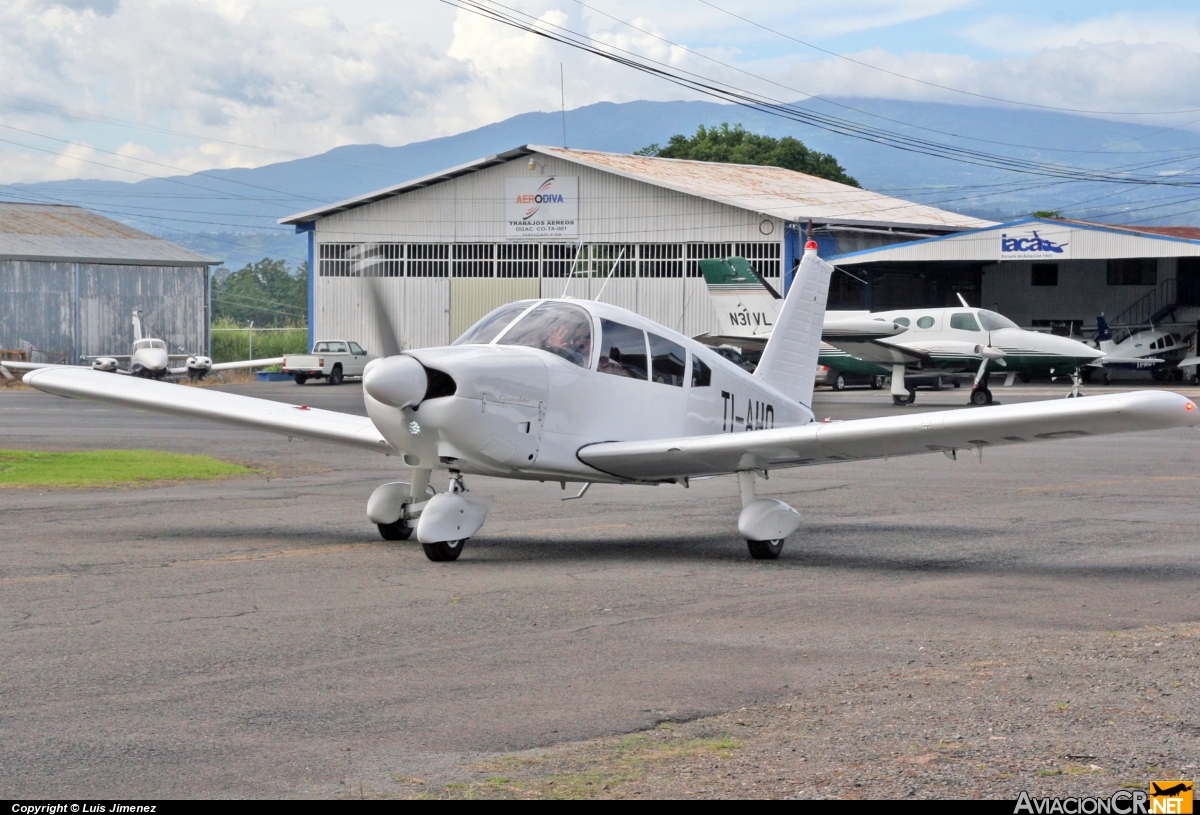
363, 275, 403, 358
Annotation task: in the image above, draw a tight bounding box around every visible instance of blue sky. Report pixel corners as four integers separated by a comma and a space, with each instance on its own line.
1, 0, 1198, 183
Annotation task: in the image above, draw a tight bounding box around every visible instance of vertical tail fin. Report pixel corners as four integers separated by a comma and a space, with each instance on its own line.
700, 256, 783, 341
1096, 314, 1111, 341
752, 242, 833, 407
131, 310, 143, 341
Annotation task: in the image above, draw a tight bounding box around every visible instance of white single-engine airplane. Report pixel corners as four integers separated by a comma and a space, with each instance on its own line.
1, 311, 283, 381
19, 243, 1199, 562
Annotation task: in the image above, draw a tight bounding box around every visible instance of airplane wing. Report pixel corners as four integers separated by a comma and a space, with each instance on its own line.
1097, 356, 1164, 369
22, 367, 394, 454
578, 391, 1196, 481
166, 357, 285, 375
820, 319, 931, 365
82, 355, 132, 361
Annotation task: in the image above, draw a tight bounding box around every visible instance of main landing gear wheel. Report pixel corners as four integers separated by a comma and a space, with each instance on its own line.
377, 520, 413, 541
423, 539, 466, 562
970, 387, 993, 406
892, 390, 916, 406
293, 374, 308, 385
747, 538, 785, 560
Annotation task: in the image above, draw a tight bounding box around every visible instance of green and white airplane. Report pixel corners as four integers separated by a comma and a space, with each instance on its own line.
697, 256, 1105, 406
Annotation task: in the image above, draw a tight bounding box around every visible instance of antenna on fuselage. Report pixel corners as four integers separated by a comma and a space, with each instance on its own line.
592, 246, 627, 302
559, 240, 585, 299
957, 293, 971, 308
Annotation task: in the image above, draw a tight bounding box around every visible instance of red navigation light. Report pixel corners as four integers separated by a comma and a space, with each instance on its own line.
298, 405, 310, 411
805, 240, 818, 251
1187, 402, 1196, 411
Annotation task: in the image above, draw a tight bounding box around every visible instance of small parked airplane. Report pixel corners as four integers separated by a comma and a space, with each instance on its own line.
698, 256, 1104, 406
1087, 315, 1189, 383
0, 311, 282, 380
20, 243, 1198, 562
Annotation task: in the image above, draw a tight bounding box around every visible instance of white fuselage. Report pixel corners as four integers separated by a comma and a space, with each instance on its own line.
130, 338, 170, 377
364, 299, 811, 483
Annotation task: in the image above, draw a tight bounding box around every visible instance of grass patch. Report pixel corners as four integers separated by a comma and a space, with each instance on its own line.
447, 734, 742, 799
0, 449, 258, 488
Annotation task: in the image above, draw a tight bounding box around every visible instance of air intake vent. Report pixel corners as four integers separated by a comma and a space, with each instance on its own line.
423, 367, 457, 400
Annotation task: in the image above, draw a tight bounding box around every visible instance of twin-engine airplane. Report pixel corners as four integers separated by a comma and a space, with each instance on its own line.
1, 311, 283, 381
19, 243, 1199, 562
699, 256, 1104, 406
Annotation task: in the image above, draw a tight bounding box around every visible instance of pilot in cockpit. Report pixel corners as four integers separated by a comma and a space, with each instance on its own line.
545, 321, 592, 367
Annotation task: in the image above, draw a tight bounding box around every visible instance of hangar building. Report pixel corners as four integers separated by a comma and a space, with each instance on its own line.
0, 202, 216, 363
281, 144, 990, 351
831, 217, 1200, 333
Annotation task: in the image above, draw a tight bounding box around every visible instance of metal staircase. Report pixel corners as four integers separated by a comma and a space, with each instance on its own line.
1111, 278, 1178, 326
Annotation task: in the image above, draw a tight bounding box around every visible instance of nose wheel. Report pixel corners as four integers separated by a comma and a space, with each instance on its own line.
423, 539, 466, 562
746, 538, 785, 560
969, 387, 993, 406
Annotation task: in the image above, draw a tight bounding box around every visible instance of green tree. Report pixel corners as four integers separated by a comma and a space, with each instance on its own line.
636, 123, 859, 187
1031, 210, 1063, 219
212, 258, 308, 327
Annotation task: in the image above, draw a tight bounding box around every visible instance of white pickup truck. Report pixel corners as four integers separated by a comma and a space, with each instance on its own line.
282, 340, 377, 385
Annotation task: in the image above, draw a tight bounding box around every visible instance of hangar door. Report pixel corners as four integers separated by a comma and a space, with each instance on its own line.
450, 279, 540, 340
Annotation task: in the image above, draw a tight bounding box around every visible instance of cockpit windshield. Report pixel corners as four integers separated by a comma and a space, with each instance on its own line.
497, 302, 593, 367
134, 339, 166, 350
452, 301, 535, 346
977, 310, 1019, 331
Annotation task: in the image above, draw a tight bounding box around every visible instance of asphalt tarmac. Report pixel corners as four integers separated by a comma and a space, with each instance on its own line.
2, 379, 1198, 797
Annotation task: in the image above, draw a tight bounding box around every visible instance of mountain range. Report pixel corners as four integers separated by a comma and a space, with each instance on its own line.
7, 98, 1200, 269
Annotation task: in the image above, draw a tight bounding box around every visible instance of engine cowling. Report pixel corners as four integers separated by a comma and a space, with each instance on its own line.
90, 357, 119, 373
186, 355, 213, 380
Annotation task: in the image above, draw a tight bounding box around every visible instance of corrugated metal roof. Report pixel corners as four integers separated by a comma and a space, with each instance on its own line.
532, 146, 993, 230
280, 145, 993, 232
833, 216, 1200, 265
0, 202, 217, 266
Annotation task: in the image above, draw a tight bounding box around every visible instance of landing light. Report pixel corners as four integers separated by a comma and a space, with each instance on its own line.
408, 421, 421, 436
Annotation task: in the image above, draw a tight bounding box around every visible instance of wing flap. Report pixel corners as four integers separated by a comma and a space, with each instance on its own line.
23, 367, 393, 454
578, 392, 1196, 480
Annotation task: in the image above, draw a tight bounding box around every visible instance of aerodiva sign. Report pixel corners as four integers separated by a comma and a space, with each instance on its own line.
999, 226, 1072, 260
505, 176, 578, 239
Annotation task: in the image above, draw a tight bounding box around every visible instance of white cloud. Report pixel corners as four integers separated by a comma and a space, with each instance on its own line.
0, 0, 1199, 185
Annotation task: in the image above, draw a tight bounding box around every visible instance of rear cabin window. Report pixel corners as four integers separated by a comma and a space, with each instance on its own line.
649, 334, 686, 386
497, 302, 593, 368
691, 355, 712, 387
453, 301, 534, 346
894, 317, 911, 327
916, 316, 936, 329
598, 319, 648, 380
950, 312, 980, 331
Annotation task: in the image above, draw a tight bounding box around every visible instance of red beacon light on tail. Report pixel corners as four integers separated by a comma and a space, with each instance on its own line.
805, 240, 818, 251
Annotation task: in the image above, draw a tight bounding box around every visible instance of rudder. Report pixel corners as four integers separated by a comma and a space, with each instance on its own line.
752, 242, 833, 407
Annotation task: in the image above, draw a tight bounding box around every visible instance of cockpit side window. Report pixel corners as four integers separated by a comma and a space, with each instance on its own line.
977, 310, 1019, 331
497, 302, 594, 368
649, 334, 686, 386
597, 319, 648, 380
690, 355, 712, 387
134, 340, 150, 350
950, 312, 981, 332
453, 301, 535, 346
150, 339, 165, 349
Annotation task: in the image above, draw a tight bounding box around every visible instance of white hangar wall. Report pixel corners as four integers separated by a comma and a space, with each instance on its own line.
310, 154, 786, 352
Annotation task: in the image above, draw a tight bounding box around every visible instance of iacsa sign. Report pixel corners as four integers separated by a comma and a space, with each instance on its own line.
505, 176, 578, 239
1000, 227, 1072, 260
